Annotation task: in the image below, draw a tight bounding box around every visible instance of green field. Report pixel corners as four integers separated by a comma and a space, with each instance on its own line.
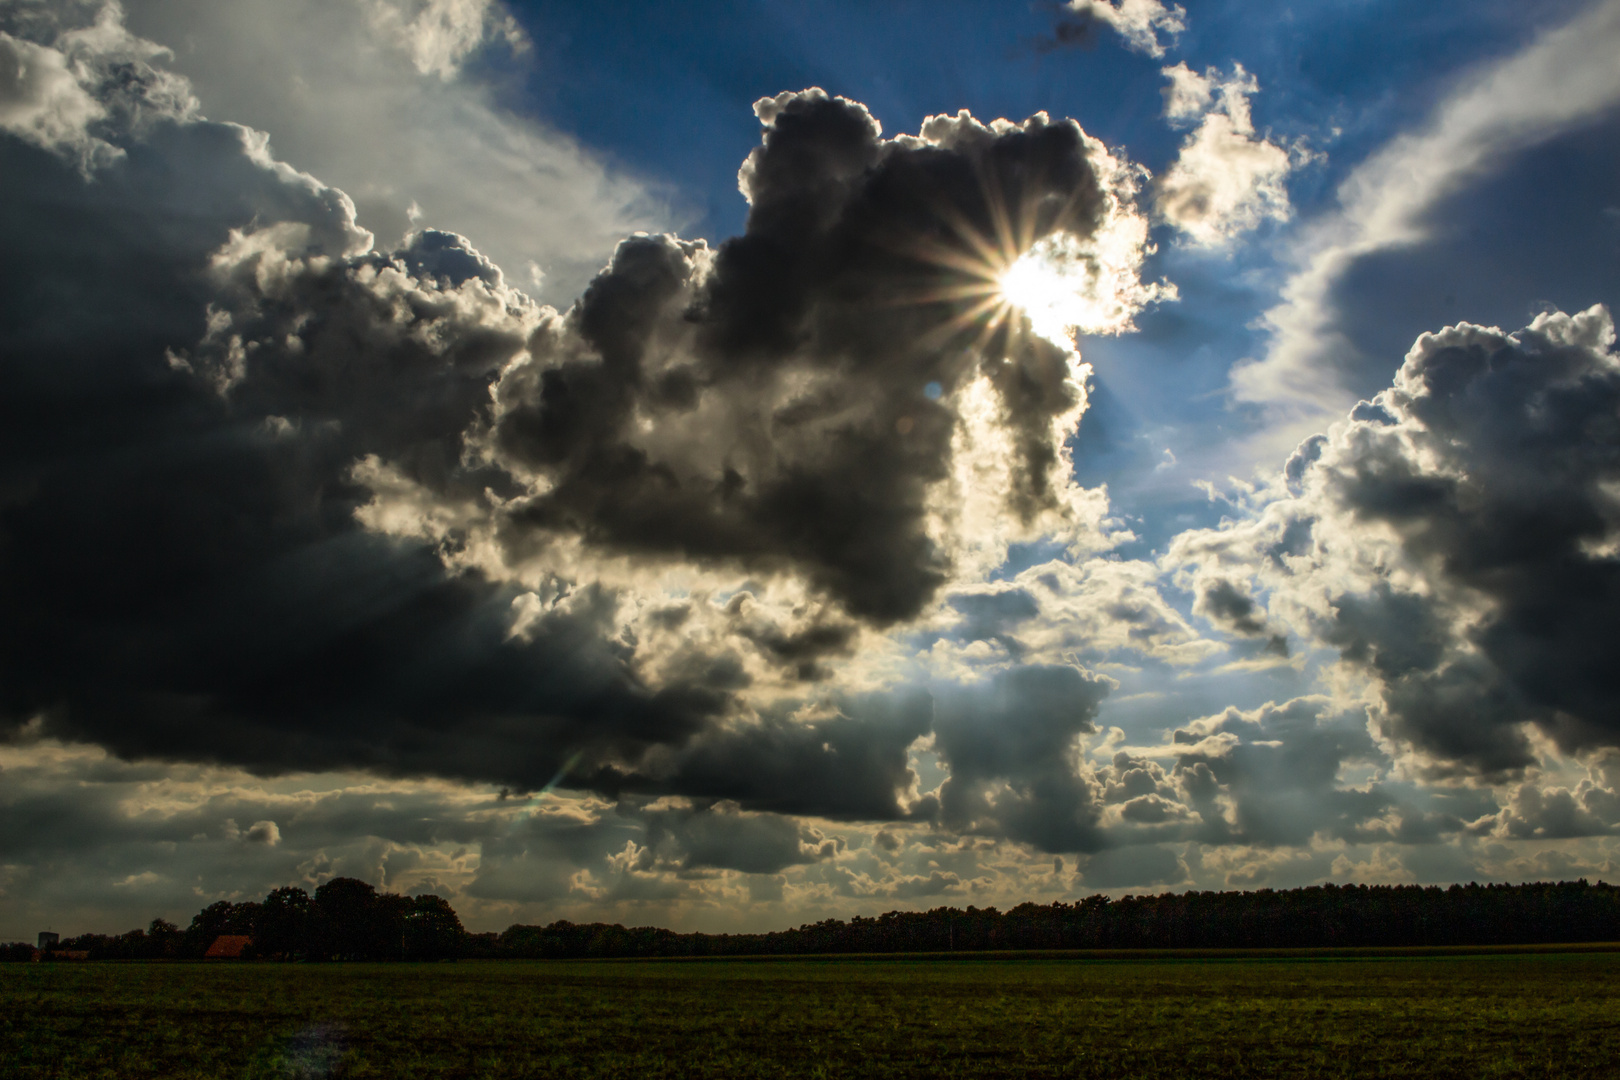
5, 948, 1620, 1078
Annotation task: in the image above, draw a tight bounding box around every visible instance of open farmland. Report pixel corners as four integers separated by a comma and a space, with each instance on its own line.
4, 948, 1620, 1079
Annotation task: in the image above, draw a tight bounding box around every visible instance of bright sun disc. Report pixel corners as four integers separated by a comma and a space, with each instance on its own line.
997, 235, 1107, 347
995, 223, 1172, 344
999, 254, 1077, 338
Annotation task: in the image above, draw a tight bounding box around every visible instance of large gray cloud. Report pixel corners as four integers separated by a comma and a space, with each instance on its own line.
581, 688, 935, 822
0, 8, 728, 793
0, 9, 1158, 843
1175, 306, 1620, 777
1163, 698, 1391, 848
1329, 309, 1620, 768
489, 89, 1145, 623
933, 664, 1113, 852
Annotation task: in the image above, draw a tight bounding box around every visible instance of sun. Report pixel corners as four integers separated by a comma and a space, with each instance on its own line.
997, 216, 1168, 346
896, 193, 1162, 365
997, 239, 1094, 347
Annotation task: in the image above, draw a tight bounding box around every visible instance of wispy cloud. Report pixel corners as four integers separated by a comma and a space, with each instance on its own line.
1233, 0, 1620, 427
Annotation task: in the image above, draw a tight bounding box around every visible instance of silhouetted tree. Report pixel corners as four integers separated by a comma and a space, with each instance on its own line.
147, 918, 181, 958
312, 877, 407, 960
183, 900, 261, 957
403, 895, 466, 960
256, 887, 313, 959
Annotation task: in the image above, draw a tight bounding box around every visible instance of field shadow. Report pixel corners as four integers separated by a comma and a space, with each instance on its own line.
267, 1022, 348, 1080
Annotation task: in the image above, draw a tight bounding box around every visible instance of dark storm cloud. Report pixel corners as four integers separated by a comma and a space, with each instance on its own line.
1185, 306, 1620, 778
0, 119, 728, 787
933, 664, 1113, 852
0, 8, 1163, 847
1195, 578, 1288, 654
0, 11, 734, 793
492, 88, 1127, 623
585, 689, 935, 822
1312, 309, 1620, 772
634, 801, 838, 875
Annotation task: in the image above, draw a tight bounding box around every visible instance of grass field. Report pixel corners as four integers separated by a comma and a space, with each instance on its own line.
5, 948, 1620, 1078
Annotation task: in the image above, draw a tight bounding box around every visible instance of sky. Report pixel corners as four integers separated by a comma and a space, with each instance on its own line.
3, 0, 1620, 939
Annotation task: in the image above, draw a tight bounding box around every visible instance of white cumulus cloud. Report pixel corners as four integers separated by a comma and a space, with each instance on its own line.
1064, 0, 1185, 58
1154, 62, 1303, 248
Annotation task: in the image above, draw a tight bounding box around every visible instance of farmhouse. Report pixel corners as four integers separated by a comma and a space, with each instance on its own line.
205, 934, 253, 959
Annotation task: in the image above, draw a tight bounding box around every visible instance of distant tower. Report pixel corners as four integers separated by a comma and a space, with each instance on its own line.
37, 931, 58, 950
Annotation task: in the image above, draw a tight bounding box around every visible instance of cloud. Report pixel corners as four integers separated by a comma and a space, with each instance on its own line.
0, 49, 1167, 844
889, 870, 962, 898
923, 556, 1216, 675
363, 0, 526, 80
590, 689, 935, 821
1076, 844, 1185, 888
483, 90, 1160, 623
0, 5, 749, 797
0, 4, 1167, 835
1468, 779, 1618, 841
0, 2, 195, 171
0, 29, 110, 166
1062, 0, 1185, 58
120, 0, 670, 304
1234, 0, 1620, 422
1193, 578, 1288, 655
1082, 694, 1403, 861
1160, 60, 1214, 122
1174, 305, 1620, 778
633, 800, 838, 875
1162, 698, 1390, 848
932, 664, 1114, 852
244, 820, 282, 846
0, 3, 1227, 880
1153, 63, 1302, 247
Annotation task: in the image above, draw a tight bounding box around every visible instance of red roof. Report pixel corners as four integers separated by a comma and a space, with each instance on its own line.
205, 934, 253, 958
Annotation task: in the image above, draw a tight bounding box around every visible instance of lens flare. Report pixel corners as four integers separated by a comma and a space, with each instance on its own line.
998, 239, 1096, 347
898, 204, 1170, 360
998, 219, 1170, 346
877, 131, 1173, 367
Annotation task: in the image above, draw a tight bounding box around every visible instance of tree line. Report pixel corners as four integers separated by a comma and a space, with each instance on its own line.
4, 878, 466, 961
9, 878, 1620, 961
